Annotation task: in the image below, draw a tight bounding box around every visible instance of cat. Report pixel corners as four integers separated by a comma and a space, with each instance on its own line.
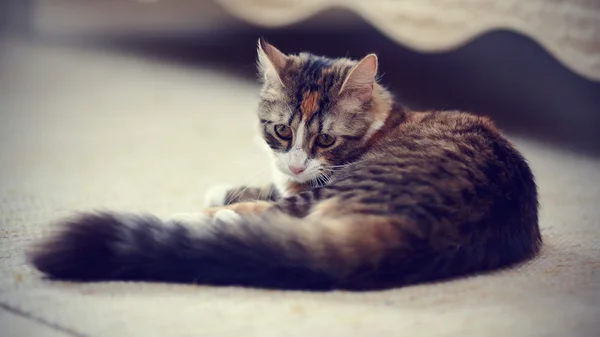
27, 39, 541, 291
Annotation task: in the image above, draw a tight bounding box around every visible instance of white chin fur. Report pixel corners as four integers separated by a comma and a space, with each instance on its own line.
286, 172, 313, 183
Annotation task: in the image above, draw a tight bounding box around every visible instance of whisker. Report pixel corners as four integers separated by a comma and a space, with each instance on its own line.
321, 160, 365, 169
224, 166, 270, 204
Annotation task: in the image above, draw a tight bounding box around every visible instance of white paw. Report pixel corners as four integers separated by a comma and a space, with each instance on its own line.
166, 212, 210, 225
204, 183, 236, 208
213, 209, 242, 224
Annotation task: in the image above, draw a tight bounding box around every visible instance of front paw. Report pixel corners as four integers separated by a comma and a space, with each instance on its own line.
212, 209, 242, 224
204, 183, 236, 208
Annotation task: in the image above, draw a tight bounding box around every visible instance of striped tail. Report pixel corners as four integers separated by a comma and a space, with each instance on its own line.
28, 211, 357, 290
28, 209, 540, 290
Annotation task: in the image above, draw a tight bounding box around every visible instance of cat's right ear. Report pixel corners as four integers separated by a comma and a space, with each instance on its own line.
257, 38, 288, 87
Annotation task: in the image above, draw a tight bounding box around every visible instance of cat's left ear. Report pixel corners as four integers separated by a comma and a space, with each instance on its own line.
339, 54, 378, 102
257, 38, 288, 87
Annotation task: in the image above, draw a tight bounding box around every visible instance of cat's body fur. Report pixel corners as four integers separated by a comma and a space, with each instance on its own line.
28, 40, 541, 291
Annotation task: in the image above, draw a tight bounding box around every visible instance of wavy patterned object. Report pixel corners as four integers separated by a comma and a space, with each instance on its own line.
215, 0, 600, 82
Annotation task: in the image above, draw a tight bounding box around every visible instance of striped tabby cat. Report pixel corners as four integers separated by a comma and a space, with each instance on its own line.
28, 39, 541, 290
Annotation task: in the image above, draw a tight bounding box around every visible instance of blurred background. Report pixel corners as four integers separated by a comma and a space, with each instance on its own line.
1, 0, 599, 156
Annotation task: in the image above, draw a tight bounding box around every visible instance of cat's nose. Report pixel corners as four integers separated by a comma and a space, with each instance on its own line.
289, 166, 305, 175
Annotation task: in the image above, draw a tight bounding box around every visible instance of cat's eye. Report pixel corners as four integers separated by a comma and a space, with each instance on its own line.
274, 124, 293, 139
316, 134, 336, 148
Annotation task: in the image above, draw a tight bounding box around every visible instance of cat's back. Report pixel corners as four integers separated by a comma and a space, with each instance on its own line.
365, 110, 518, 170
338, 110, 537, 222
332, 109, 539, 252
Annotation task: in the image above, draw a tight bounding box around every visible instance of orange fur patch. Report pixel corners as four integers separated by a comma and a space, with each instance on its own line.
286, 182, 311, 195
301, 91, 320, 120
307, 198, 404, 267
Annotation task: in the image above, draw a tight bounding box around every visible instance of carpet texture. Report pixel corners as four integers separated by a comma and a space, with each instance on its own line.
0, 38, 599, 337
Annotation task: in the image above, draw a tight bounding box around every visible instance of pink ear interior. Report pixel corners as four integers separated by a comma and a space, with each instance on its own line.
340, 54, 378, 101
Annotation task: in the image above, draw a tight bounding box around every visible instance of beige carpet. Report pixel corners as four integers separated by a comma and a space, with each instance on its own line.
0, 37, 599, 337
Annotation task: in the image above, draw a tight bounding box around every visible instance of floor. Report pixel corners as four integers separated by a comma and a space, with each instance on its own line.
0, 36, 599, 337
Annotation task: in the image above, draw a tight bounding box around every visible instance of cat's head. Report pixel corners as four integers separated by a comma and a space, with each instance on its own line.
256, 39, 392, 184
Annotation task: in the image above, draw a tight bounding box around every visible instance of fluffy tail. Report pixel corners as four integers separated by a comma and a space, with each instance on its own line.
28, 210, 540, 290
28, 212, 359, 290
